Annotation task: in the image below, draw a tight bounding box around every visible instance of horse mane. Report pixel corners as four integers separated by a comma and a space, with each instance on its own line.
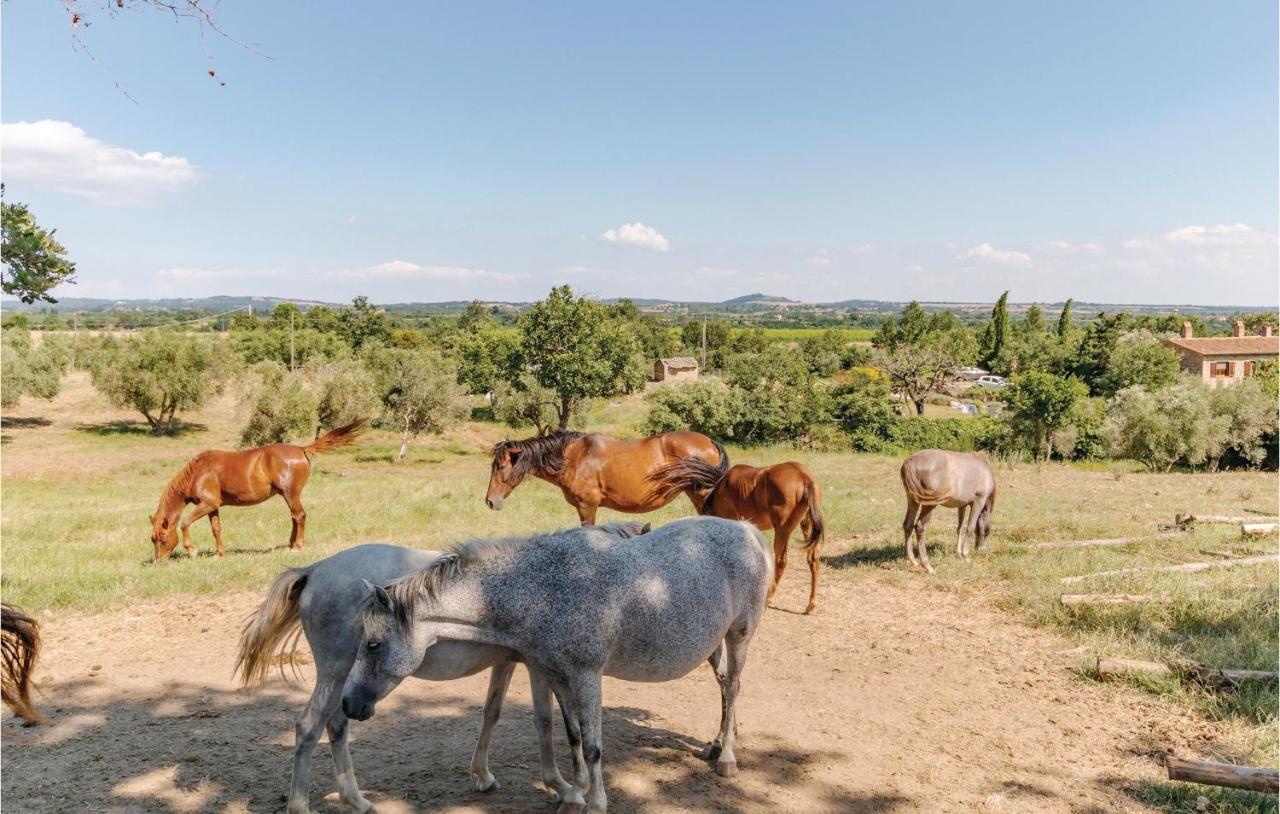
363, 522, 652, 631
645, 442, 730, 512
160, 457, 202, 506
492, 430, 585, 479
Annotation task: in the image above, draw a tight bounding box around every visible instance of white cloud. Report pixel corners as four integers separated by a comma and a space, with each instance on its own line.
1, 119, 199, 205
1161, 223, 1277, 247
960, 242, 1032, 267
331, 260, 518, 282
1042, 240, 1103, 254
157, 267, 286, 282
600, 222, 670, 252
693, 266, 740, 278
849, 243, 876, 256
807, 255, 831, 267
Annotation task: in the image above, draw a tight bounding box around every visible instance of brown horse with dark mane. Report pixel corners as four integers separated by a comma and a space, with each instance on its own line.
149, 419, 368, 561
648, 451, 825, 614
485, 430, 728, 525
2, 604, 44, 724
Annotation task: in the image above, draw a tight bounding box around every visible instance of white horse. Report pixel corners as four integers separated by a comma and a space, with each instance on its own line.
343, 516, 773, 814
235, 521, 650, 814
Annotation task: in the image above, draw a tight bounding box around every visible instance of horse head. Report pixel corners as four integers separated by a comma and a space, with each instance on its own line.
149, 510, 179, 561
485, 440, 526, 510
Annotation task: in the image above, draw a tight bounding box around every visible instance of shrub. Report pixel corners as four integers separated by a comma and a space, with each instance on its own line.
1104, 378, 1226, 471
1206, 379, 1277, 470
851, 415, 1007, 455
643, 378, 736, 439
1, 330, 68, 407
88, 331, 229, 435
311, 359, 379, 433
492, 374, 561, 436
1003, 371, 1088, 460
239, 361, 317, 447
366, 347, 471, 461
1095, 330, 1180, 396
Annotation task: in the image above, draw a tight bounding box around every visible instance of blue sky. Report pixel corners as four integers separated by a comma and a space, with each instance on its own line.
3, 1, 1276, 305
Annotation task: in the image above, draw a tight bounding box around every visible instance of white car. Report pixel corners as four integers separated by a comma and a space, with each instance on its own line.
974, 375, 1007, 390
957, 366, 989, 381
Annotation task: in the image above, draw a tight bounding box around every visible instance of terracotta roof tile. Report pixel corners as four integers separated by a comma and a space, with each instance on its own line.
1163, 336, 1280, 356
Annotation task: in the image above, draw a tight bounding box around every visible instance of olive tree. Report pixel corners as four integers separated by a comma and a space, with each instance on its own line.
88, 331, 229, 435
1, 330, 68, 407
368, 347, 471, 462
1003, 371, 1087, 460
1103, 379, 1227, 471
238, 361, 317, 447
311, 359, 379, 434
519, 286, 638, 430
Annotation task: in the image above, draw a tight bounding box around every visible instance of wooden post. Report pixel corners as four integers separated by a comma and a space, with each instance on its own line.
1060, 554, 1277, 584
1096, 657, 1171, 679
1166, 757, 1279, 794
1241, 523, 1278, 536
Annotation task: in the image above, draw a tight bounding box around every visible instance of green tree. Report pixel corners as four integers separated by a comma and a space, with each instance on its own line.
1104, 379, 1227, 471
643, 378, 736, 438
1056, 299, 1073, 338
680, 318, 731, 367
1095, 330, 1180, 396
519, 286, 638, 430
492, 373, 561, 436
1, 330, 68, 407
1019, 304, 1045, 336
456, 327, 522, 395
367, 347, 471, 461
238, 361, 317, 447
977, 291, 1010, 368
88, 331, 228, 435
1, 191, 77, 304
338, 296, 391, 349
1003, 371, 1087, 460
457, 300, 492, 333
1206, 379, 1277, 470
874, 330, 975, 415
798, 330, 845, 376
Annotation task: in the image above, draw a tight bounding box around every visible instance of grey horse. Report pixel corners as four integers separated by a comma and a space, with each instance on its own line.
343, 516, 773, 814
899, 448, 997, 573
235, 521, 650, 814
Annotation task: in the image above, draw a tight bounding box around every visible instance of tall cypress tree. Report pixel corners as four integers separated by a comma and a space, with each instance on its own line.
984, 291, 1009, 367
1057, 298, 1073, 338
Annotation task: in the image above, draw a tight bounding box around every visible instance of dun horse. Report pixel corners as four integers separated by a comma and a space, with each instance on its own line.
344, 517, 771, 814
648, 449, 825, 613
149, 419, 367, 561
237, 523, 651, 814
2, 604, 44, 724
900, 448, 996, 573
484, 430, 727, 524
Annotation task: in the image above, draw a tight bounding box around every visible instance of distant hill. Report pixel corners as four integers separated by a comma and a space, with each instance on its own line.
720, 293, 799, 305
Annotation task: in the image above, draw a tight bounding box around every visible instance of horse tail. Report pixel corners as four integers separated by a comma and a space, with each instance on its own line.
712, 439, 730, 475
1, 604, 45, 724
235, 567, 310, 688
304, 418, 369, 458
646, 452, 727, 508
982, 483, 997, 518
900, 457, 950, 506
802, 479, 825, 550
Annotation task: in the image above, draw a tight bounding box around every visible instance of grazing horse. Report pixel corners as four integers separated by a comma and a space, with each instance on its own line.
648, 450, 825, 613
344, 517, 771, 814
149, 419, 367, 561
2, 604, 44, 725
484, 430, 727, 525
899, 449, 996, 574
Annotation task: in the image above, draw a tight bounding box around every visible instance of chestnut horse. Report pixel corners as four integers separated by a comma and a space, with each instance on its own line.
149, 419, 367, 561
2, 604, 44, 724
648, 452, 825, 613
484, 430, 727, 525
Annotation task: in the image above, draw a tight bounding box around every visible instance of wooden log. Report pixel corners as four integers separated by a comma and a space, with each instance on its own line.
1060, 554, 1278, 584
1179, 514, 1269, 524
1097, 656, 1171, 678
1166, 757, 1280, 794
1191, 666, 1279, 684
1029, 535, 1171, 550
1061, 593, 1157, 606
1241, 523, 1279, 536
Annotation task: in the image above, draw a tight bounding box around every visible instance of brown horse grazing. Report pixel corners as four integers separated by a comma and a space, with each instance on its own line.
149, 419, 368, 561
2, 604, 44, 725
648, 451, 825, 614
484, 430, 728, 525
899, 449, 996, 574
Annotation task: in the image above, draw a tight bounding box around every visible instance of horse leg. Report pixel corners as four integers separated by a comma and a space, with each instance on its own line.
915, 505, 936, 574
180, 502, 217, 559
954, 505, 969, 558
804, 543, 820, 615
529, 668, 573, 801
208, 510, 225, 558
284, 492, 307, 550
569, 673, 608, 814
326, 710, 373, 813
703, 643, 728, 760
712, 628, 750, 778
767, 521, 797, 606
470, 662, 515, 792
551, 680, 589, 814
903, 499, 920, 568
575, 504, 598, 527
964, 499, 983, 558
289, 672, 345, 814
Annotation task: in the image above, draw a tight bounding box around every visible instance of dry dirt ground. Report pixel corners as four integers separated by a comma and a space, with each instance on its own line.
2, 551, 1231, 814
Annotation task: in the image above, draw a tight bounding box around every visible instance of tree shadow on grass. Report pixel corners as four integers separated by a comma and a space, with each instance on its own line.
1, 415, 53, 429
75, 420, 208, 438
1, 677, 913, 814
822, 541, 906, 569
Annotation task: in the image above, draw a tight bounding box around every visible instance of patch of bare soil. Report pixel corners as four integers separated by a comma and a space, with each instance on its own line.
2, 569, 1226, 813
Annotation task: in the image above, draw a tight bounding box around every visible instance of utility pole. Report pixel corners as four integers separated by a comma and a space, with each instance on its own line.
289, 310, 296, 372
701, 314, 707, 371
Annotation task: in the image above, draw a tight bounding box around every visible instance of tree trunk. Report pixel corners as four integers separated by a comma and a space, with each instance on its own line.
912, 397, 925, 415
397, 437, 410, 462
558, 395, 572, 431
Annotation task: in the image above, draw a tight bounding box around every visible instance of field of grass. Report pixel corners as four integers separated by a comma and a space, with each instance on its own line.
755, 326, 876, 342
3, 373, 1277, 778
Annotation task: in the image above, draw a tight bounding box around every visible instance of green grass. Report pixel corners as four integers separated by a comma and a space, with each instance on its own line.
755, 327, 876, 342
3, 387, 1277, 784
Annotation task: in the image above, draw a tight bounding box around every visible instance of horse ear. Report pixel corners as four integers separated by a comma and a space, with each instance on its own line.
640, 523, 652, 535
161, 517, 169, 529
362, 579, 394, 611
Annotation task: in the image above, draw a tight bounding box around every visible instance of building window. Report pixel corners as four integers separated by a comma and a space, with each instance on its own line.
1244, 361, 1255, 377
1211, 361, 1234, 378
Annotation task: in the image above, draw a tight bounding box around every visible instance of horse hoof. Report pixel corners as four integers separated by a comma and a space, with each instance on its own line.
557, 802, 585, 814
716, 759, 739, 778
804, 605, 816, 615
702, 743, 722, 761
473, 774, 500, 793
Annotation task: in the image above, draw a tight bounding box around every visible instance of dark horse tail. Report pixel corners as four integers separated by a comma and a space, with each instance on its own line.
801, 479, 825, 551
646, 439, 731, 510
304, 418, 370, 458
2, 604, 44, 724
